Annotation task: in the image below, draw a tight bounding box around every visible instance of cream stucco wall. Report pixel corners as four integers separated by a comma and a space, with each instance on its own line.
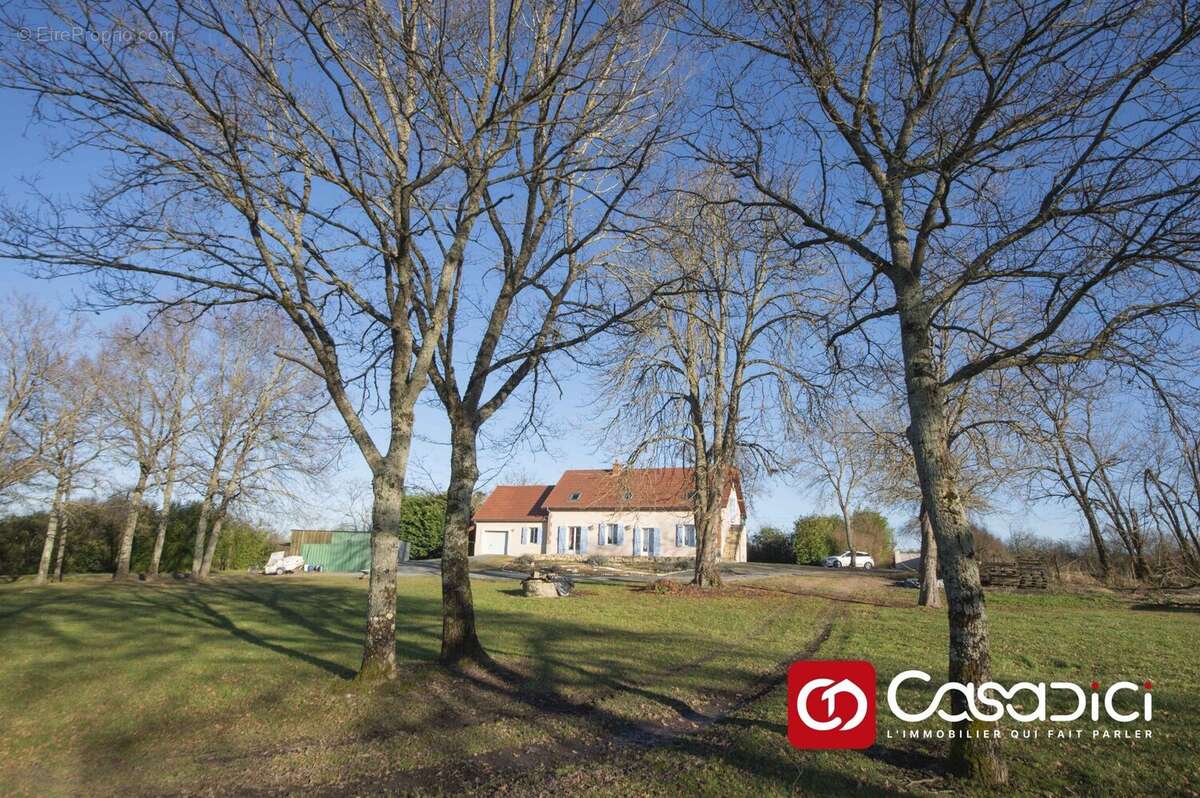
544, 508, 700, 558
472, 522, 547, 556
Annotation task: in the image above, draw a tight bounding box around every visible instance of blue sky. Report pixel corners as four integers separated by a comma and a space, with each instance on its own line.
0, 65, 1083, 546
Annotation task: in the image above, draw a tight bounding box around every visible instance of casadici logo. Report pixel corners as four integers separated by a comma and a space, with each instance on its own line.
787, 660, 877, 749
887, 670, 1153, 724
787, 660, 1155, 748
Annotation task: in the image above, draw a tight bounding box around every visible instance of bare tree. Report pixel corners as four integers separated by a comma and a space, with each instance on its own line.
148, 326, 197, 578
198, 358, 330, 579
803, 411, 878, 568
0, 296, 66, 501
34, 353, 105, 584
1087, 433, 1154, 580
0, 0, 676, 679
1023, 363, 1171, 580
1140, 375, 1200, 575
689, 1, 1200, 781
605, 178, 818, 586
335, 480, 376, 534
189, 311, 330, 579
96, 320, 194, 579
426, 3, 673, 662
1021, 365, 1115, 578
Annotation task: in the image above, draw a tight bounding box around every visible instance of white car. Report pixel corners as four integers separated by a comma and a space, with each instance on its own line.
823, 550, 874, 569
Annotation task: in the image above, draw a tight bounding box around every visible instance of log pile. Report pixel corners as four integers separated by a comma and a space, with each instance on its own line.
980, 557, 1048, 590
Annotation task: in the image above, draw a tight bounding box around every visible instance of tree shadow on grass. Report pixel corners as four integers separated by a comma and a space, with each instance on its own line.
1129, 602, 1200, 613
154, 589, 358, 679
2, 576, 944, 796
322, 602, 936, 798
0, 589, 82, 621
215, 582, 364, 646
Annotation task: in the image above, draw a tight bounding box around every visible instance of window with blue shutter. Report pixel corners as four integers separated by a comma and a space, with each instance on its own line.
675, 524, 684, 547
649, 528, 661, 556
557, 526, 566, 554
632, 528, 641, 556
685, 525, 696, 546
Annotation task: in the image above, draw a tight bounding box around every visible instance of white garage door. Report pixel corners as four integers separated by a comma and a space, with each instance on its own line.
481, 530, 508, 555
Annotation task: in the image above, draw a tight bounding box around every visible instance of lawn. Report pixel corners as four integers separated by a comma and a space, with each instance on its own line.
0, 573, 1196, 796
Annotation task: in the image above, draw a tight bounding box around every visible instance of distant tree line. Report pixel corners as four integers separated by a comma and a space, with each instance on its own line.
0, 497, 272, 578
748, 510, 894, 565
0, 299, 336, 581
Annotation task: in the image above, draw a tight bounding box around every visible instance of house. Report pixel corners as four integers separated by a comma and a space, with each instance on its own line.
471, 465, 747, 561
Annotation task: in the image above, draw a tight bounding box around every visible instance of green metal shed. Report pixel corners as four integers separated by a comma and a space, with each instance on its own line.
288, 528, 408, 572
299, 532, 371, 572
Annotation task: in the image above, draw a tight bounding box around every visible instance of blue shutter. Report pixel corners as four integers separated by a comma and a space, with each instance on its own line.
651, 528, 661, 557
632, 528, 641, 557
617, 524, 626, 545
557, 526, 566, 554
676, 524, 684, 547
579, 527, 589, 554
521, 527, 528, 545
598, 525, 605, 547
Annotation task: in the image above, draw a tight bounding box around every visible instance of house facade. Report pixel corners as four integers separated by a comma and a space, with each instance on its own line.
471, 465, 747, 562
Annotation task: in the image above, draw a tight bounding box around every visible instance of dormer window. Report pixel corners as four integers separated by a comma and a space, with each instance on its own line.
623, 490, 633, 501
569, 491, 582, 501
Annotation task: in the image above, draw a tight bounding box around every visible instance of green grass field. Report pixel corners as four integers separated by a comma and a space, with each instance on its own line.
0, 574, 1196, 796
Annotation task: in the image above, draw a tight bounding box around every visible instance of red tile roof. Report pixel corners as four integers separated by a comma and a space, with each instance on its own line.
543, 466, 743, 512
543, 466, 694, 510
473, 467, 746, 521
472, 484, 554, 522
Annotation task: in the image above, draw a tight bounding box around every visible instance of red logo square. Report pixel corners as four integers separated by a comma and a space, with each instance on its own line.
787, 660, 877, 749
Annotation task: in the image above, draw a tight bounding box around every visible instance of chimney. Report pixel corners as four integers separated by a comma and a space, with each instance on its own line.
612, 460, 622, 475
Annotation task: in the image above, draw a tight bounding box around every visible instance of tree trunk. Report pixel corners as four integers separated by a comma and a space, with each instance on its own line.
691, 501, 723, 587
1059, 443, 1110, 579
917, 502, 941, 608
191, 493, 214, 577
1131, 544, 1151, 581
440, 423, 485, 665
199, 513, 225, 579
897, 284, 1007, 785
1079, 501, 1111, 579
114, 469, 150, 579
36, 480, 67, 585
359, 463, 405, 681
149, 464, 179, 577
841, 501, 857, 568
53, 518, 67, 582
